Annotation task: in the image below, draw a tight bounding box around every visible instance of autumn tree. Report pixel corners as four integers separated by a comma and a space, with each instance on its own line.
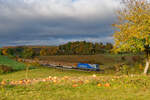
47, 47, 59, 55
2, 48, 8, 56
40, 48, 48, 56
113, 0, 150, 74
58, 41, 112, 55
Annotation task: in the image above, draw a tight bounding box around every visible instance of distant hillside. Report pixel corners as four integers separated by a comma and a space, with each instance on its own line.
1, 41, 113, 58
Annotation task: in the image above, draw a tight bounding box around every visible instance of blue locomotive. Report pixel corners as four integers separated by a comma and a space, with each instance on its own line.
77, 63, 100, 71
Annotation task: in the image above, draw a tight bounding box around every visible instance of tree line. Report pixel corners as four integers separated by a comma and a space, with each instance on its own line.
0, 41, 113, 58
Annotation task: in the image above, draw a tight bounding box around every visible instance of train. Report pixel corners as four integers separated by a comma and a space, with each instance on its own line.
76, 63, 100, 71
54, 63, 100, 71
20, 59, 100, 71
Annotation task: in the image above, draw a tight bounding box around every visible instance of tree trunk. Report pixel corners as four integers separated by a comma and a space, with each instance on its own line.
144, 59, 150, 75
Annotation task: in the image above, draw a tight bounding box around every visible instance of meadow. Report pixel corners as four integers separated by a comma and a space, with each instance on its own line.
1, 68, 150, 100
38, 54, 144, 74
0, 55, 150, 100
0, 56, 26, 71
38, 54, 143, 65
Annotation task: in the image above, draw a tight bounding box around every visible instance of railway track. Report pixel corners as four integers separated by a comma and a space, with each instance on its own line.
20, 59, 102, 72
41, 63, 101, 72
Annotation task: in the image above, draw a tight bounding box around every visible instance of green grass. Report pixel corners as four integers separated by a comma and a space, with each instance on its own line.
37, 54, 145, 75
0, 55, 149, 100
1, 67, 150, 100
0, 67, 100, 81
1, 82, 150, 100
0, 55, 26, 70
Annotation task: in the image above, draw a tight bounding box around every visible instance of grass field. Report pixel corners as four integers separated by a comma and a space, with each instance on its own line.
1, 67, 150, 100
0, 55, 149, 100
0, 55, 26, 70
38, 54, 145, 74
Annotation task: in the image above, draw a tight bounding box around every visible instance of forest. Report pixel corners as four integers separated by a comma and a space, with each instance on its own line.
0, 41, 113, 58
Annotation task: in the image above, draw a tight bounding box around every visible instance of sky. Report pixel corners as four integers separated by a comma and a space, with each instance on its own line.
0, 0, 120, 47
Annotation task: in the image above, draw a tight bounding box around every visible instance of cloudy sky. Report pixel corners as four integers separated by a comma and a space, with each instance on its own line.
0, 0, 120, 47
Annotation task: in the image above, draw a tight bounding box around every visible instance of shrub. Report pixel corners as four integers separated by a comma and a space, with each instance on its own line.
114, 63, 123, 72
113, 63, 129, 75
121, 56, 126, 61
0, 65, 13, 74
121, 64, 129, 75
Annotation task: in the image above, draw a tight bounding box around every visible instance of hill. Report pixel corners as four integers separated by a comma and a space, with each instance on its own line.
0, 67, 150, 100
0, 55, 26, 70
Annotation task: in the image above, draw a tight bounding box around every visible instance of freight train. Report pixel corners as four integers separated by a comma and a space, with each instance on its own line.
20, 59, 100, 71
51, 63, 100, 71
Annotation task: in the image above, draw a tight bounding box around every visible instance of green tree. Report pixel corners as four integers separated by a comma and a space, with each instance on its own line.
15, 47, 24, 57
7, 48, 15, 57
94, 42, 106, 54
22, 48, 35, 58
0, 49, 2, 55
113, 0, 150, 74
105, 43, 113, 53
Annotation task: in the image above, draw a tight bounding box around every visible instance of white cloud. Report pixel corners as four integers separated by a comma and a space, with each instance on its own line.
0, 0, 120, 46
0, 0, 120, 20
8, 36, 114, 46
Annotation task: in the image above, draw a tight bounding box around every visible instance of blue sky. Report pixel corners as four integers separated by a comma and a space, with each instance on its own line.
0, 0, 120, 47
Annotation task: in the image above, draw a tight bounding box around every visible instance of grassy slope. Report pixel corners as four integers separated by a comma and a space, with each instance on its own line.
0, 56, 26, 70
0, 55, 149, 100
38, 54, 143, 65
0, 68, 150, 100
0, 67, 98, 81
38, 54, 144, 74
38, 54, 117, 65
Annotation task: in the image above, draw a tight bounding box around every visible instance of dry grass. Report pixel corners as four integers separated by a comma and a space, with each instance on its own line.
38, 54, 117, 65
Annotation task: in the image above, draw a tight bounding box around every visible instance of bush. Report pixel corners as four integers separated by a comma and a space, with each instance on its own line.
132, 55, 143, 62
0, 65, 13, 74
114, 63, 123, 72
121, 64, 129, 75
121, 56, 126, 61
113, 63, 129, 75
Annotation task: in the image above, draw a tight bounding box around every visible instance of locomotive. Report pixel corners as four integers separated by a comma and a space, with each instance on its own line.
55, 63, 100, 71
76, 63, 100, 71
